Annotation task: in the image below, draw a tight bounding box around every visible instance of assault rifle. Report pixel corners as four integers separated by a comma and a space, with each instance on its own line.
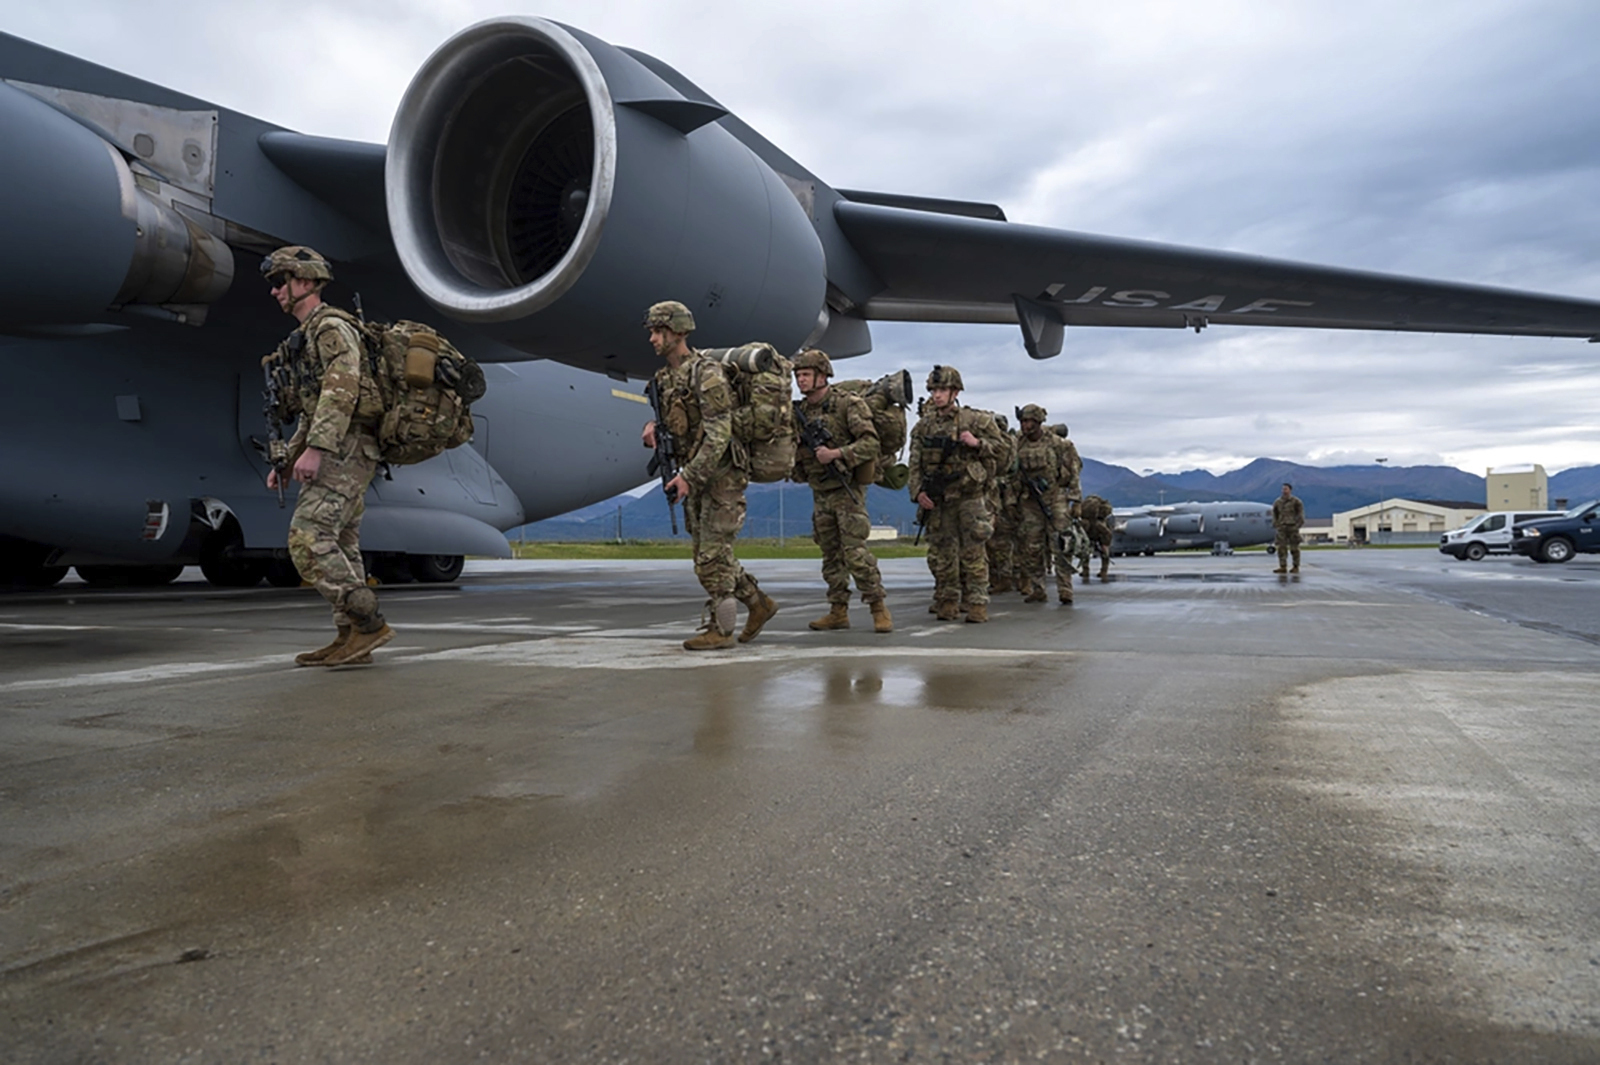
643, 377, 681, 535
912, 471, 952, 546
793, 401, 861, 503
1022, 474, 1067, 553
257, 333, 304, 508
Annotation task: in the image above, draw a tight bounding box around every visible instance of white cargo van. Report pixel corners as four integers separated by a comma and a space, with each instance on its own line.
1440, 510, 1565, 560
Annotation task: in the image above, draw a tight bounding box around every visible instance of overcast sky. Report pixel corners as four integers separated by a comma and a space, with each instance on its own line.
11, 0, 1600, 474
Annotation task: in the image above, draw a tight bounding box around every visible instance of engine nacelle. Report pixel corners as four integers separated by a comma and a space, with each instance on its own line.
1163, 513, 1203, 536
0, 82, 232, 329
387, 17, 827, 369
1121, 516, 1163, 539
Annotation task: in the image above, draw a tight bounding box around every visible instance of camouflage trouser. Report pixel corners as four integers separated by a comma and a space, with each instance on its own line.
1275, 528, 1302, 563
1084, 520, 1113, 567
684, 467, 760, 608
1017, 494, 1072, 595
1064, 518, 1092, 572
288, 430, 380, 629
987, 499, 1017, 590
813, 486, 885, 605
925, 489, 994, 606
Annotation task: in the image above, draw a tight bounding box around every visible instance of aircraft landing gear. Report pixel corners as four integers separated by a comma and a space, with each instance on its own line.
0, 538, 68, 589
199, 517, 266, 588
410, 554, 465, 583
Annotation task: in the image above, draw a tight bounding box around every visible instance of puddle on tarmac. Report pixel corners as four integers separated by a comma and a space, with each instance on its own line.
1101, 572, 1256, 583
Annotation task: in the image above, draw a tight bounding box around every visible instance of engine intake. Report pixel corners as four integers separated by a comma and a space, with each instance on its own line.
387, 17, 826, 366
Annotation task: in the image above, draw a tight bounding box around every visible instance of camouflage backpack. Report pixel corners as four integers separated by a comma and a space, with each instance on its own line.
1081, 495, 1113, 522
968, 408, 1016, 481
834, 370, 913, 489
358, 317, 486, 466
703, 344, 796, 482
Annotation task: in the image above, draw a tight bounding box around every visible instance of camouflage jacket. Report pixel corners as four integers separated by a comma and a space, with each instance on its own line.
652, 349, 736, 490
1273, 494, 1305, 531
276, 304, 383, 462
907, 401, 1006, 500
793, 388, 879, 493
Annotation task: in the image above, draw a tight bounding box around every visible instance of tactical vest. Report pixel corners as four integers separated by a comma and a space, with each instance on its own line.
914, 404, 993, 491
795, 391, 874, 490
1017, 434, 1060, 485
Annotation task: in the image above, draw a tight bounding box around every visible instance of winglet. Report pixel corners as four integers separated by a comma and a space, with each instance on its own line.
617, 98, 728, 135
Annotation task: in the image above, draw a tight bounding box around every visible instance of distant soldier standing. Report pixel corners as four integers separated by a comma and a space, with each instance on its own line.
791, 350, 892, 633
262, 246, 393, 667
1079, 494, 1115, 580
1014, 405, 1076, 604
1272, 482, 1305, 573
640, 301, 778, 649
908, 366, 1005, 622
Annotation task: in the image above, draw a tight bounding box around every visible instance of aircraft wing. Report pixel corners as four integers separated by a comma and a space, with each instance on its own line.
830, 198, 1600, 357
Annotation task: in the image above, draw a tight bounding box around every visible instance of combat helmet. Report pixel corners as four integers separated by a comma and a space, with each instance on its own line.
260, 245, 333, 285
926, 364, 964, 391
643, 300, 695, 334
1016, 403, 1048, 423
792, 349, 834, 377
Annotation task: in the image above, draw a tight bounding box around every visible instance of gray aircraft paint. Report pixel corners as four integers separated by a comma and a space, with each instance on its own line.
1110, 501, 1275, 555
5, 17, 1600, 582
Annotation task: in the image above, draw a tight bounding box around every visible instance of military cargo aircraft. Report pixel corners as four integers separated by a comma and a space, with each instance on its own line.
1110, 501, 1275, 556
6, 16, 1600, 589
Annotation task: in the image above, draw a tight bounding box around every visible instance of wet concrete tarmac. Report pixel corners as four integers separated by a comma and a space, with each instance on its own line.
2, 551, 1598, 1062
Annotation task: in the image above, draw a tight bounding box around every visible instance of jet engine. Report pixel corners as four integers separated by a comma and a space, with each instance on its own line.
1163, 513, 1204, 535
0, 81, 232, 329
386, 17, 827, 369
1121, 516, 1163, 539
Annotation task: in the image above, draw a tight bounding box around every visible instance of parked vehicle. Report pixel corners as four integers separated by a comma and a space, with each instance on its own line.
1510, 500, 1600, 563
1439, 510, 1564, 560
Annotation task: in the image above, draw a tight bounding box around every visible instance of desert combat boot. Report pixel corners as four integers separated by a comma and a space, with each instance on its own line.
295, 626, 351, 666
324, 621, 394, 666
869, 599, 894, 633
739, 591, 779, 643
686, 598, 739, 651
809, 603, 851, 630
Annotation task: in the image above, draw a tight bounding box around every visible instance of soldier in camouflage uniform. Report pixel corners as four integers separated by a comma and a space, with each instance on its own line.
985, 418, 1020, 594
1272, 482, 1305, 573
1051, 423, 1088, 585
259, 246, 393, 667
791, 350, 892, 633
1079, 494, 1115, 579
908, 366, 1006, 622
640, 301, 777, 650
1014, 405, 1077, 604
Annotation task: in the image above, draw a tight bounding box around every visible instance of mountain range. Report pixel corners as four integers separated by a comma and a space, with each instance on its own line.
509, 460, 1600, 541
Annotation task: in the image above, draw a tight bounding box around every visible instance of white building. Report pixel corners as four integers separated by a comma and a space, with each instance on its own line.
1331, 498, 1486, 545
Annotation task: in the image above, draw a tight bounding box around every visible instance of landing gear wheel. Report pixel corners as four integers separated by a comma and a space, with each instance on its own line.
410, 554, 465, 583
199, 520, 266, 587
364, 553, 415, 585
1464, 542, 1487, 561
1540, 537, 1575, 564
264, 557, 303, 588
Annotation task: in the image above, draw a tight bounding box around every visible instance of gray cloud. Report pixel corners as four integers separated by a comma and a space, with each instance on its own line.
10, 0, 1600, 473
